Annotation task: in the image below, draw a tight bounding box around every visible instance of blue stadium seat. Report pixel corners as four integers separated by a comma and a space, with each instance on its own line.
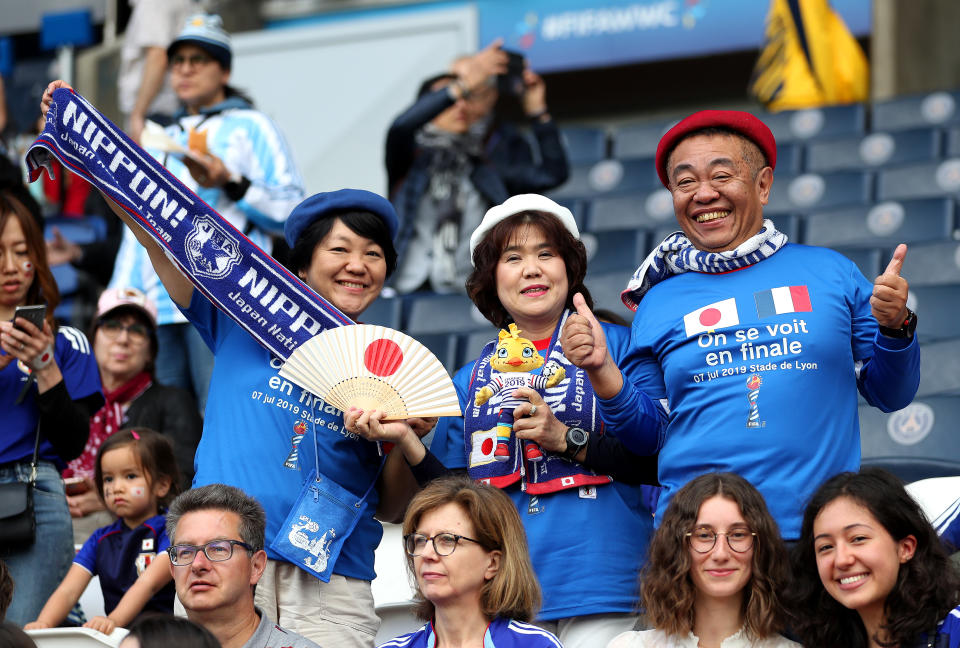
548, 157, 659, 200
761, 104, 866, 143
909, 284, 960, 342
357, 296, 401, 328
766, 171, 872, 214
831, 247, 883, 279
404, 293, 492, 334
775, 142, 803, 176
916, 339, 960, 398
860, 395, 960, 482
804, 198, 954, 249
560, 126, 608, 164
876, 160, 960, 201
587, 189, 675, 232
898, 241, 960, 287
611, 118, 677, 159
463, 329, 499, 369
581, 229, 648, 274
583, 271, 635, 319
945, 127, 960, 157
872, 90, 960, 132
410, 332, 459, 373
806, 128, 940, 173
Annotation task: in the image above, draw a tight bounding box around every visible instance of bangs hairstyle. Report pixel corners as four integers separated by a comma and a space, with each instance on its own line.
787, 468, 960, 648
641, 472, 789, 639
466, 211, 593, 329
90, 306, 159, 375
288, 210, 397, 279
0, 190, 59, 327
94, 427, 181, 509
402, 475, 541, 622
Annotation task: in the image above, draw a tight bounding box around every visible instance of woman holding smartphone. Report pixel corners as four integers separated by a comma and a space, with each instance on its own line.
0, 186, 102, 625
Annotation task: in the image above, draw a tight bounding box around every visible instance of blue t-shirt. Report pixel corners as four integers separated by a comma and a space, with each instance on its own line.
601, 243, 920, 539
432, 322, 655, 621
922, 605, 960, 648
378, 618, 562, 648
184, 293, 384, 581
74, 513, 173, 615
0, 326, 101, 465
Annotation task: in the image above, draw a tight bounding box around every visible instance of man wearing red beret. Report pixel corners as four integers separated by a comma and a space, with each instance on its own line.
561, 110, 920, 540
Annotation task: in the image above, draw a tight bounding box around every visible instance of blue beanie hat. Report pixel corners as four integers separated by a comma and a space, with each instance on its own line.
284, 189, 399, 248
168, 14, 232, 70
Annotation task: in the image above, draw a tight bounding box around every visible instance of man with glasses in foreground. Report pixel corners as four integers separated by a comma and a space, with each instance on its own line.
165, 484, 320, 648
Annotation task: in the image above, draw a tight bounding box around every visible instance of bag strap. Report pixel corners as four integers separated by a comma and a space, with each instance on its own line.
28, 422, 40, 485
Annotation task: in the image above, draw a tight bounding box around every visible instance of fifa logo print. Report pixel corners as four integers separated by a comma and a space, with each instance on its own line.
745, 374, 764, 428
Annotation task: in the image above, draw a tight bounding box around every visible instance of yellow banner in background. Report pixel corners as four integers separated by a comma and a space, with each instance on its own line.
751, 0, 869, 111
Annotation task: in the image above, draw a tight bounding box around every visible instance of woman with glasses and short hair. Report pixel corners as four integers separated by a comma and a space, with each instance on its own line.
380, 475, 561, 647
63, 287, 201, 544
609, 473, 799, 648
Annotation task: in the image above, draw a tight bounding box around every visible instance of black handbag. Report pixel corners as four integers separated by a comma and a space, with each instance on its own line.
0, 426, 40, 549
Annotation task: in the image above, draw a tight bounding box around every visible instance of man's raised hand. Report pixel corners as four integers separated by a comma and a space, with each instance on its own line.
871, 243, 910, 329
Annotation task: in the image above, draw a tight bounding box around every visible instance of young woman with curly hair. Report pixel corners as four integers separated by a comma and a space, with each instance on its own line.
609, 472, 798, 648
788, 467, 960, 648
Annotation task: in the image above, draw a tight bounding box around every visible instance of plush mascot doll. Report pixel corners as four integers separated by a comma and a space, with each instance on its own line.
474, 324, 566, 462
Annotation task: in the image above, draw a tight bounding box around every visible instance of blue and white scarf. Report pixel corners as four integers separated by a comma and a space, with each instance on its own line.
621, 219, 787, 311
464, 311, 612, 495
26, 89, 351, 359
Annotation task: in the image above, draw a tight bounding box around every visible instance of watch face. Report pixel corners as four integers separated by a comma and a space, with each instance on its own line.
569, 427, 588, 445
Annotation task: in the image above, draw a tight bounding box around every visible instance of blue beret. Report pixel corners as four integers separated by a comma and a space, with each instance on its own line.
284, 189, 399, 248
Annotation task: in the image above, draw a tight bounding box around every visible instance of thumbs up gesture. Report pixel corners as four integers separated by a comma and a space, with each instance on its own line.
561, 292, 608, 370
870, 243, 910, 329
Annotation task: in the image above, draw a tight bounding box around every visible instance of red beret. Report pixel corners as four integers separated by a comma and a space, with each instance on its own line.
655, 110, 777, 188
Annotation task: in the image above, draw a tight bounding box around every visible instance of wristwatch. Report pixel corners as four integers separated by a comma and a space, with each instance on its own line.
878, 308, 917, 339
563, 427, 589, 460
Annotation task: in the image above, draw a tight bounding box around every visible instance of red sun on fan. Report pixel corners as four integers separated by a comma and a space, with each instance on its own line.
363, 338, 404, 377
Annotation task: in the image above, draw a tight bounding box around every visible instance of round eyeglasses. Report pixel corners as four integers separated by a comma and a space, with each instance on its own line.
404, 532, 484, 557
686, 526, 756, 553
167, 539, 254, 566
98, 319, 150, 344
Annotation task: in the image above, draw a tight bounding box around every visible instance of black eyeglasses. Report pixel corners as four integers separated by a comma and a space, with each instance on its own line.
403, 532, 485, 557
686, 526, 757, 553
167, 539, 254, 566
98, 319, 150, 343
170, 53, 214, 68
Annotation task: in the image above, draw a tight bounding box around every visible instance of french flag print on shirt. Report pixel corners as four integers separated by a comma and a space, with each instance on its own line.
683, 298, 740, 337
754, 285, 812, 318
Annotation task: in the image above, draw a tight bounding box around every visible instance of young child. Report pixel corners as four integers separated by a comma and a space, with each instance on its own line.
789, 467, 960, 648
25, 428, 180, 630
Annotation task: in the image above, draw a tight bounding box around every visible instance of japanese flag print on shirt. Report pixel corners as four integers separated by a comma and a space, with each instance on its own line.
683, 297, 740, 337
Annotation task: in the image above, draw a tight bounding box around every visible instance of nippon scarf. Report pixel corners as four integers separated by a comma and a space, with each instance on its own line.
26, 89, 352, 361
621, 219, 788, 311
64, 371, 153, 479
464, 311, 612, 495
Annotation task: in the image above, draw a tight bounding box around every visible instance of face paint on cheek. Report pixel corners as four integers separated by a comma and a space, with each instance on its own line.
130, 486, 145, 498
21, 261, 33, 274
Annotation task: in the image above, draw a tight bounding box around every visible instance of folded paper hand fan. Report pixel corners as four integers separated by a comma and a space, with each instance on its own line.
140, 120, 187, 154
280, 324, 462, 420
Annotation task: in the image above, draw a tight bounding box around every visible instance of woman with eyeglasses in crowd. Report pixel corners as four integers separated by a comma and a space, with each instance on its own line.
380, 475, 561, 648
0, 186, 102, 625
609, 472, 799, 648
61, 287, 201, 544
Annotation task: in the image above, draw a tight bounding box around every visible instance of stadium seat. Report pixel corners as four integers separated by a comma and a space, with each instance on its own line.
860, 395, 960, 482
463, 329, 500, 368
898, 240, 960, 287
916, 339, 960, 398
583, 271, 635, 319
358, 295, 402, 328
774, 142, 803, 176
804, 198, 954, 249
831, 247, 883, 279
611, 118, 677, 159
409, 332, 459, 373
806, 128, 940, 173
587, 189, 674, 232
403, 293, 492, 334
876, 160, 960, 201
945, 127, 960, 157
548, 157, 660, 200
559, 126, 608, 163
766, 171, 872, 214
760, 104, 866, 143
581, 228, 648, 274
872, 90, 960, 132
909, 284, 960, 342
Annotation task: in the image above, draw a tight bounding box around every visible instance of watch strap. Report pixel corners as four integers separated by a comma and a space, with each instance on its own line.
878, 308, 917, 339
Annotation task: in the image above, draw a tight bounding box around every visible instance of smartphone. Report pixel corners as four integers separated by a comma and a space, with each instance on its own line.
12, 304, 46, 332
64, 477, 89, 496
498, 50, 526, 97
